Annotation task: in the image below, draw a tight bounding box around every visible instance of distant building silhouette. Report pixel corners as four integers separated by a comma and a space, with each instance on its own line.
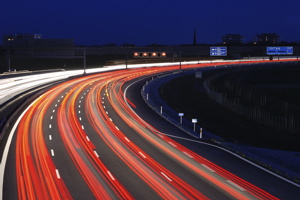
253, 33, 280, 45
3, 33, 42, 48
222, 34, 244, 45
2, 33, 74, 56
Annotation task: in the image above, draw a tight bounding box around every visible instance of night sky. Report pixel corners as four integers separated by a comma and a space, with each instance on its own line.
1, 0, 300, 46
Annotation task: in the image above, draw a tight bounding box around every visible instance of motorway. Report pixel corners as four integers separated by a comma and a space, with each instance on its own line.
1, 60, 299, 199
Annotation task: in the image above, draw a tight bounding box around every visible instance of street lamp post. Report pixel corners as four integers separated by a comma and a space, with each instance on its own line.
179, 51, 182, 71
7, 49, 11, 72
126, 51, 128, 69
83, 47, 86, 74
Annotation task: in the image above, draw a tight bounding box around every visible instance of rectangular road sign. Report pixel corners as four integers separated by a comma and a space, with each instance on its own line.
266, 47, 293, 55
210, 47, 227, 56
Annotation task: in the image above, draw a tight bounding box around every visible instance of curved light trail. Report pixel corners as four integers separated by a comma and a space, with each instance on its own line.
2, 59, 296, 199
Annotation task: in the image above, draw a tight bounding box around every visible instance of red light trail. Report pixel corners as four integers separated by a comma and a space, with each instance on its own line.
10, 60, 287, 199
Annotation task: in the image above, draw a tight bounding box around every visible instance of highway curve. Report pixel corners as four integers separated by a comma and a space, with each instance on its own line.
1, 61, 290, 199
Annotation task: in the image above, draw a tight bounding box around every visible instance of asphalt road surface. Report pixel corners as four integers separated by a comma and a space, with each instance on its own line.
1, 62, 299, 199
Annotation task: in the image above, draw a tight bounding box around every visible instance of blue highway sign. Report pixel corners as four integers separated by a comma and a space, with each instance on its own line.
210, 47, 227, 56
266, 47, 293, 55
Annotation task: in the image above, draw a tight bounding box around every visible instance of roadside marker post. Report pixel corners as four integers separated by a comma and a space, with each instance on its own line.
200, 128, 203, 139
178, 113, 184, 124
192, 119, 197, 132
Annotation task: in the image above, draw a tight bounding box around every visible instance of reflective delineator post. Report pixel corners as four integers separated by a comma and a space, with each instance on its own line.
178, 113, 184, 124
200, 128, 203, 139
192, 119, 197, 132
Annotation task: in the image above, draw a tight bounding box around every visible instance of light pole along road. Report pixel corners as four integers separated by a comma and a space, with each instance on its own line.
1, 61, 298, 199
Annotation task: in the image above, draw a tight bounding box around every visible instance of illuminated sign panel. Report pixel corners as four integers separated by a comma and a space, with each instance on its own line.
266, 47, 293, 55
210, 47, 227, 56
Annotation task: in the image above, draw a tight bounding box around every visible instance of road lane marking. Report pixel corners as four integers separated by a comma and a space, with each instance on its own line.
86, 136, 90, 141
49, 135, 52, 140
124, 137, 130, 142
78, 110, 81, 114
201, 164, 215, 172
109, 118, 113, 121
78, 105, 81, 108
55, 104, 57, 107
115, 126, 119, 130
226, 180, 245, 191
61, 96, 64, 98
94, 151, 99, 157
49, 124, 52, 129
50, 116, 53, 120
79, 117, 82, 121
106, 111, 108, 114
139, 152, 147, 159
161, 172, 172, 181
51, 149, 55, 156
182, 151, 194, 158
81, 125, 84, 130
168, 141, 177, 147
107, 171, 115, 181
52, 109, 55, 113
55, 169, 61, 179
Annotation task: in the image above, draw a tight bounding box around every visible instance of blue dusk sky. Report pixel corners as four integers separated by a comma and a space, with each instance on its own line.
1, 0, 300, 46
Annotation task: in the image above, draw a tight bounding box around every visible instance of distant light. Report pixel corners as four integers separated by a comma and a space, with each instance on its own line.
152, 52, 157, 57
143, 52, 148, 57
